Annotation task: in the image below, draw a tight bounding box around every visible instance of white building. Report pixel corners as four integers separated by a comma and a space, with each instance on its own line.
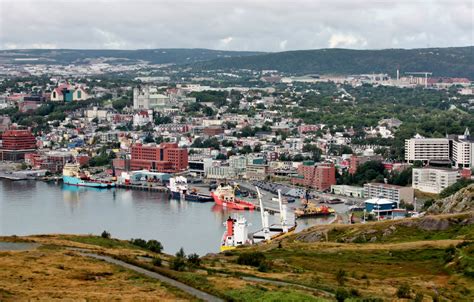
229, 155, 247, 175
133, 86, 170, 110
188, 157, 213, 177
404, 134, 450, 163
452, 128, 474, 169
85, 106, 112, 122
412, 167, 458, 194
331, 185, 365, 198
364, 183, 414, 203
133, 110, 153, 126
206, 166, 237, 179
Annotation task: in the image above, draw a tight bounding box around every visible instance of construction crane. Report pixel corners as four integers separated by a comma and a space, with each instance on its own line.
405, 72, 433, 88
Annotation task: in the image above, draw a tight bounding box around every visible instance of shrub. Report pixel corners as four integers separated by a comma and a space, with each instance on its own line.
444, 245, 456, 263
335, 288, 349, 302
130, 238, 163, 253
396, 283, 411, 298
414, 292, 424, 302
187, 253, 201, 266
130, 238, 147, 248
336, 269, 347, 286
257, 261, 272, 272
171, 257, 186, 271
176, 247, 186, 258
101, 230, 111, 239
237, 252, 266, 267
350, 288, 360, 297
152, 257, 162, 267
146, 240, 163, 253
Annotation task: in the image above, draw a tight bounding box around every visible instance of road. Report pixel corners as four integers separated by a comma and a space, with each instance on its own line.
82, 253, 224, 302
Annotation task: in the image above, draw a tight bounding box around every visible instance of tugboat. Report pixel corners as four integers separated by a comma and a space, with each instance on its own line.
220, 216, 251, 252
62, 163, 115, 188
294, 202, 335, 218
168, 176, 213, 202
211, 183, 256, 210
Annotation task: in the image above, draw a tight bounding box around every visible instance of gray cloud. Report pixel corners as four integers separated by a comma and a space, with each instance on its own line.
0, 0, 472, 51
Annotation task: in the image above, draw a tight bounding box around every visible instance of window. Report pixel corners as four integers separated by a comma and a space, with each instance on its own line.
77, 90, 82, 99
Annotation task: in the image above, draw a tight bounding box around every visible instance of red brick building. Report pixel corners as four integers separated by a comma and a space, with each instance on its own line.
125, 143, 188, 173
348, 154, 383, 174
203, 126, 224, 136
291, 162, 336, 191
0, 129, 37, 161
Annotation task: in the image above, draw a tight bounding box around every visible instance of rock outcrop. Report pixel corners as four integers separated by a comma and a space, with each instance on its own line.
427, 184, 474, 214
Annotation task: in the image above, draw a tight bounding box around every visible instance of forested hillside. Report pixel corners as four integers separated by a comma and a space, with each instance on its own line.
193, 46, 474, 79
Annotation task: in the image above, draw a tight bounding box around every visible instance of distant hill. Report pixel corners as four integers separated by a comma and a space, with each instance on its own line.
0, 48, 263, 65
192, 46, 474, 79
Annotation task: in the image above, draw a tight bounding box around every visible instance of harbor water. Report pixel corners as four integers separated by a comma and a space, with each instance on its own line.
0, 180, 333, 255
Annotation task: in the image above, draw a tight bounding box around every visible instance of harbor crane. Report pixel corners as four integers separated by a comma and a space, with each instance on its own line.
405, 71, 433, 88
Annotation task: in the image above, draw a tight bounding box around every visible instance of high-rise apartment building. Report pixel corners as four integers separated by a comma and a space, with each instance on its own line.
404, 134, 450, 163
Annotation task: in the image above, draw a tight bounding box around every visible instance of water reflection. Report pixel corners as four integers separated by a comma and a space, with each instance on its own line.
0, 180, 331, 255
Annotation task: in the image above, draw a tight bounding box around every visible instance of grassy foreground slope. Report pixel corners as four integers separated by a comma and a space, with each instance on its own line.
0, 235, 195, 301
0, 212, 473, 301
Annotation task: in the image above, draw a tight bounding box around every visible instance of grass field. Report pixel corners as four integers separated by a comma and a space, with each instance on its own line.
0, 212, 473, 301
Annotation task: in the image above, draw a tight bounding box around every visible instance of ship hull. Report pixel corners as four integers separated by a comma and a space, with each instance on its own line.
170, 191, 213, 202
295, 212, 334, 218
63, 176, 115, 188
211, 192, 255, 210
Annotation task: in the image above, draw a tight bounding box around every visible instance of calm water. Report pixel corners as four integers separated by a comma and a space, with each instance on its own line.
0, 180, 333, 255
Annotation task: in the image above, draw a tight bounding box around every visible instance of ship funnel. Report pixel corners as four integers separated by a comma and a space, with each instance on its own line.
226, 216, 234, 237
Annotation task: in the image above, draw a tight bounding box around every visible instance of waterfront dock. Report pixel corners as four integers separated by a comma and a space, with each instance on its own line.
0, 173, 27, 181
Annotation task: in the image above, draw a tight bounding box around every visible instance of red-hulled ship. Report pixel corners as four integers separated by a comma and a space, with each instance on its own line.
211, 184, 255, 210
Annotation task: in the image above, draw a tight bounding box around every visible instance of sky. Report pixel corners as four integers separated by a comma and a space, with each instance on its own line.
0, 0, 472, 51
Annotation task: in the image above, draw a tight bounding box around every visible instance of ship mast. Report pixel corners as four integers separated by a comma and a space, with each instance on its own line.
277, 189, 288, 233
256, 187, 270, 240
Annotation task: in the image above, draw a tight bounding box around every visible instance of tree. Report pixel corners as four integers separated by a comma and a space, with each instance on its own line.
216, 153, 227, 160
143, 132, 154, 143
101, 230, 111, 239
187, 253, 201, 266
240, 145, 252, 154
202, 106, 215, 116
293, 154, 305, 162
146, 240, 163, 253
171, 247, 187, 271
439, 179, 474, 198
154, 115, 172, 125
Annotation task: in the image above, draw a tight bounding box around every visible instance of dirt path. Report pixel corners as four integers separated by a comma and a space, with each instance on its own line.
82, 253, 224, 302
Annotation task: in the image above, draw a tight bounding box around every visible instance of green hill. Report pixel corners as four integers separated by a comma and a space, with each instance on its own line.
192, 46, 474, 79
0, 48, 263, 65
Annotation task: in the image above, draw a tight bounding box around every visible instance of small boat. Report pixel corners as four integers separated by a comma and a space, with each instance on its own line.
220, 216, 251, 252
168, 176, 213, 202
211, 184, 255, 210
294, 202, 335, 218
63, 163, 115, 188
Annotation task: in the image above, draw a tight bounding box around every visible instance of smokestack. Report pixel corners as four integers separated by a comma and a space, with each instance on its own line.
396, 69, 399, 82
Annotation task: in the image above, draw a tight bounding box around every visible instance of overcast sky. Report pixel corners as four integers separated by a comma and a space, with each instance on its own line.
0, 0, 472, 51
